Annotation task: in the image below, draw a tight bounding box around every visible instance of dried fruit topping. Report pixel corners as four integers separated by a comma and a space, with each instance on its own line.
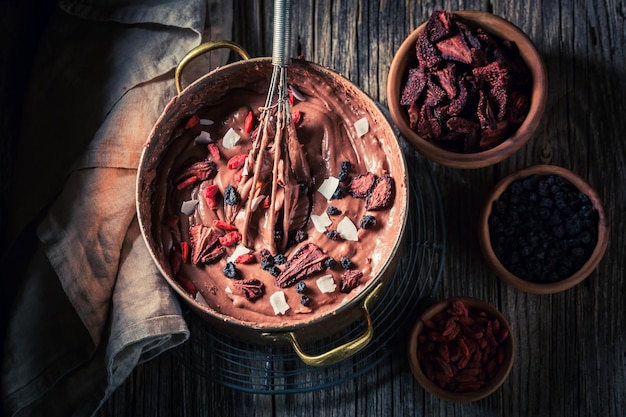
244, 111, 254, 133
366, 174, 394, 211
174, 160, 218, 187
326, 230, 340, 240
340, 270, 363, 293
274, 253, 287, 265
185, 115, 200, 129
234, 253, 255, 264
233, 278, 264, 301
227, 153, 248, 170
180, 241, 190, 263
189, 225, 220, 264
204, 184, 220, 199
223, 261, 237, 278
324, 257, 337, 269
349, 172, 377, 198
327, 206, 341, 216
170, 248, 182, 275
224, 185, 239, 205
207, 143, 221, 160
300, 295, 312, 306
219, 231, 242, 247
175, 274, 197, 295
359, 215, 377, 229
275, 242, 327, 288
295, 281, 307, 293
212, 219, 238, 231
292, 109, 302, 125
340, 256, 352, 269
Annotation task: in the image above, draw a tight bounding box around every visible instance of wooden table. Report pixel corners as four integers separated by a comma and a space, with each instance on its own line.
5, 0, 624, 416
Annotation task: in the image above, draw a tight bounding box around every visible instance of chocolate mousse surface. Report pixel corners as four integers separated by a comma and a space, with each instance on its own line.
144, 59, 408, 328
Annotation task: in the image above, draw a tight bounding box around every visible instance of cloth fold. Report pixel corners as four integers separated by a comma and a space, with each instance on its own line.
1, 1, 234, 416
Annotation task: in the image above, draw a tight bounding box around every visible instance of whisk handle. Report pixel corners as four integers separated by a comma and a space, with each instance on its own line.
272, 0, 291, 67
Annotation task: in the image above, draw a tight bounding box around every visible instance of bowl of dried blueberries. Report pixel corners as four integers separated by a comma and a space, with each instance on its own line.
407, 297, 515, 402
479, 165, 609, 294
387, 10, 548, 168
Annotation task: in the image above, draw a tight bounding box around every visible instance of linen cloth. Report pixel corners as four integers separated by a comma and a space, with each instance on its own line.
1, 1, 233, 416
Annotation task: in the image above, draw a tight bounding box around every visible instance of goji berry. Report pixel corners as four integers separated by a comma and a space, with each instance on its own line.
204, 184, 220, 199
180, 241, 190, 263
288, 89, 295, 106
206, 196, 218, 210
219, 231, 242, 247
185, 115, 200, 129
176, 175, 198, 190
262, 196, 271, 209
227, 153, 248, 170
207, 143, 220, 160
212, 220, 238, 231
244, 111, 254, 133
175, 274, 196, 295
235, 253, 255, 264
234, 170, 243, 184
292, 109, 302, 125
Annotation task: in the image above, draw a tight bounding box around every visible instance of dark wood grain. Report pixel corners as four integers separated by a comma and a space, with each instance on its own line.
2, 0, 624, 416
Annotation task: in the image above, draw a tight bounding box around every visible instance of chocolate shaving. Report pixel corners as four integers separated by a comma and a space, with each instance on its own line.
340, 270, 363, 293
233, 279, 265, 301
275, 242, 327, 288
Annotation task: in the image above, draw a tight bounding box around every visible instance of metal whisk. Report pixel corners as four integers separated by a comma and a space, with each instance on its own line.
241, 0, 311, 254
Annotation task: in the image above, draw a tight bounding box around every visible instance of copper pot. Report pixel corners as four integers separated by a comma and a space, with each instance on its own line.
136, 42, 409, 366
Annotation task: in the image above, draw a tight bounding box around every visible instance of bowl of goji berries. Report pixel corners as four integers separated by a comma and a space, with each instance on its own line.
407, 297, 515, 402
387, 10, 548, 168
479, 164, 609, 294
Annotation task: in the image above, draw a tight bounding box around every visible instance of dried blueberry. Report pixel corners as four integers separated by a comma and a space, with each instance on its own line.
337, 170, 350, 183
340, 256, 352, 269
359, 215, 376, 229
326, 230, 340, 240
259, 249, 273, 263
327, 206, 341, 216
223, 262, 237, 278
294, 229, 308, 243
268, 265, 281, 277
332, 186, 344, 199
296, 281, 307, 293
224, 185, 239, 205
324, 257, 337, 269
300, 295, 311, 306
274, 253, 287, 265
340, 161, 352, 172
261, 259, 274, 270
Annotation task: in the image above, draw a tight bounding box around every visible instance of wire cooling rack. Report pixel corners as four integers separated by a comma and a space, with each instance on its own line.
172, 141, 446, 394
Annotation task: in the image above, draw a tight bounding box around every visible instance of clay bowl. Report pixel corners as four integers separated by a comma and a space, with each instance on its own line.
407, 297, 515, 402
387, 10, 548, 169
478, 165, 609, 294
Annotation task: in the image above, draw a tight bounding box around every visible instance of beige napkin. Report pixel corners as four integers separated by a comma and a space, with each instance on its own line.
1, 1, 233, 416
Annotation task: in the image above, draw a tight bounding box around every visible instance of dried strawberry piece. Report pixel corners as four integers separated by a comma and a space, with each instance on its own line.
275, 242, 327, 288
235, 253, 256, 264
447, 76, 470, 116
244, 111, 254, 133
425, 10, 455, 42
506, 90, 530, 124
201, 245, 226, 264
366, 174, 394, 211
233, 279, 265, 302
227, 153, 248, 170
340, 270, 363, 293
175, 274, 196, 295
174, 159, 217, 186
207, 143, 221, 161
185, 115, 200, 129
480, 120, 510, 150
424, 76, 447, 107
189, 224, 220, 264
472, 61, 510, 120
349, 172, 377, 198
416, 31, 441, 69
446, 116, 479, 134
417, 105, 442, 140
400, 67, 427, 106
219, 231, 242, 247
436, 33, 472, 64
476, 89, 499, 130
212, 220, 238, 231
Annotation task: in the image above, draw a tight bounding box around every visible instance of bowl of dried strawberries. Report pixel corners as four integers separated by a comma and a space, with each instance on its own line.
478, 164, 609, 294
387, 10, 548, 168
407, 297, 515, 402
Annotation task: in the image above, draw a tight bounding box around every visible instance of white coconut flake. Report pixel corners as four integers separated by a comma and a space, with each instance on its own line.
311, 212, 332, 233
225, 286, 233, 294
195, 292, 209, 306
317, 176, 340, 200
316, 274, 337, 293
199, 118, 214, 125
269, 291, 290, 315
194, 130, 213, 145
180, 199, 199, 215
289, 84, 306, 101
222, 127, 241, 149
337, 216, 359, 241
354, 117, 369, 137
227, 244, 251, 263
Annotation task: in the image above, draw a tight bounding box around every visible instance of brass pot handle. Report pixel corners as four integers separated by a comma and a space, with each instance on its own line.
262, 283, 383, 367
175, 40, 251, 94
